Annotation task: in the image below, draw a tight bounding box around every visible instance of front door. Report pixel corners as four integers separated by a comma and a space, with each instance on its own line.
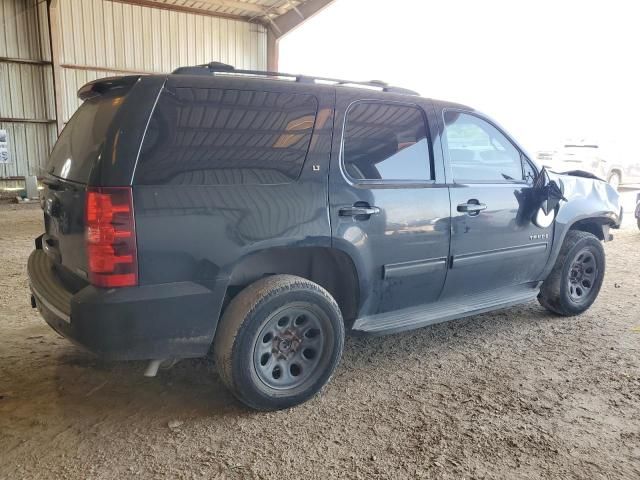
329, 95, 450, 316
439, 110, 554, 299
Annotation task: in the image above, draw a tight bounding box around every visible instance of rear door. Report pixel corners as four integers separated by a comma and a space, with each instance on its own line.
439, 109, 553, 299
329, 92, 450, 316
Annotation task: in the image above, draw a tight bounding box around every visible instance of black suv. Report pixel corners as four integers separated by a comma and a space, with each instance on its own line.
28, 63, 621, 410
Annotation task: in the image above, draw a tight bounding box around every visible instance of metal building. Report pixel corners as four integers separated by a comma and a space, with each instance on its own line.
0, 0, 333, 185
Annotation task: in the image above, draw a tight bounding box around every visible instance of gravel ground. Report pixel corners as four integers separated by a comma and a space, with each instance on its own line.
0, 202, 639, 480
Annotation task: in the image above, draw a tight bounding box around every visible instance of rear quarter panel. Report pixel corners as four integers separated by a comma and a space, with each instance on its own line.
131, 80, 335, 318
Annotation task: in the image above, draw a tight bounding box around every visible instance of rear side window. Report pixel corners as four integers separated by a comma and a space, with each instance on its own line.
135, 88, 318, 185
342, 102, 432, 182
47, 91, 126, 183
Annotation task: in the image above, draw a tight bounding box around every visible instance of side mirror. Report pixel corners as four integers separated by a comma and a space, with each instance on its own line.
515, 167, 567, 228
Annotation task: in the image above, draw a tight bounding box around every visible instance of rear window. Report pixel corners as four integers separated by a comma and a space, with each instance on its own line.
134, 87, 318, 185
47, 91, 126, 183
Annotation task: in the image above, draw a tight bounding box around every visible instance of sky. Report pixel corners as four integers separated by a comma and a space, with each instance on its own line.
280, 0, 640, 154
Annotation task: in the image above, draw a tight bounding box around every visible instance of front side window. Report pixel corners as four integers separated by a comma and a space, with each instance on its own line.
342, 102, 432, 182
444, 111, 527, 182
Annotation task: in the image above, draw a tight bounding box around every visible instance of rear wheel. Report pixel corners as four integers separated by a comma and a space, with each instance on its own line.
538, 230, 605, 316
214, 275, 344, 411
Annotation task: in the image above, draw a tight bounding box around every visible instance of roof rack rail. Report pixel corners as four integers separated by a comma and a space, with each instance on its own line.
171, 62, 419, 96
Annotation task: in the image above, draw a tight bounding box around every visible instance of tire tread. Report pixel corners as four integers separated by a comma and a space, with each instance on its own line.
213, 274, 343, 410
538, 230, 605, 316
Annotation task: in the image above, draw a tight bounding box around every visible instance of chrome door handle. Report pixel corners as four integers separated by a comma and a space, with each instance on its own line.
339, 205, 381, 217
457, 202, 487, 213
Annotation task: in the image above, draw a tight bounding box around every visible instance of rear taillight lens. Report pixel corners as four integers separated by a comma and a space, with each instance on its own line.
86, 187, 138, 288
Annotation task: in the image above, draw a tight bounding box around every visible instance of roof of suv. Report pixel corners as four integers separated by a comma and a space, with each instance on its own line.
169, 61, 422, 97
77, 62, 474, 115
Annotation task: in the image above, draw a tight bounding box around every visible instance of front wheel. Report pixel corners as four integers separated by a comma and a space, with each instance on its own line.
214, 275, 344, 411
538, 230, 605, 316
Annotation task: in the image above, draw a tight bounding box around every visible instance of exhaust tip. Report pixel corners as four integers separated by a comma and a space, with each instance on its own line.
143, 359, 163, 377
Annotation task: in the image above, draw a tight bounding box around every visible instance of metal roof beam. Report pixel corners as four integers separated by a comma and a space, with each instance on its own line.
270, 0, 334, 38
192, 0, 287, 16
112, 0, 255, 22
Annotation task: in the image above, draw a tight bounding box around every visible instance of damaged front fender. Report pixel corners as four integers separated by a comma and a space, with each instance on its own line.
550, 170, 622, 230
537, 170, 621, 281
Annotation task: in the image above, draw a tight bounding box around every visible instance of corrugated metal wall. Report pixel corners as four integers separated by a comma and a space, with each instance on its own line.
0, 0, 267, 179
0, 0, 57, 178
55, 0, 268, 123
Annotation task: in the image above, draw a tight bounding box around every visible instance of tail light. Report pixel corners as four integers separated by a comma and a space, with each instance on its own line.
85, 187, 138, 288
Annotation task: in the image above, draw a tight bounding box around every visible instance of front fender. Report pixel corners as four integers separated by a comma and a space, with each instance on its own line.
553, 172, 621, 227
539, 172, 621, 280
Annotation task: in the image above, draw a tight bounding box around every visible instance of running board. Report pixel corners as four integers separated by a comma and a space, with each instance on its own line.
352, 283, 540, 335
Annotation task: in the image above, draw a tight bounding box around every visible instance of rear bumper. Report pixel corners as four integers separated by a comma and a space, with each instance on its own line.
28, 249, 222, 360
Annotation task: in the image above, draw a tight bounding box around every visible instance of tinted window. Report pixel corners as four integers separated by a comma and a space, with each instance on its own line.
47, 90, 126, 183
342, 102, 432, 182
135, 88, 318, 185
444, 111, 525, 182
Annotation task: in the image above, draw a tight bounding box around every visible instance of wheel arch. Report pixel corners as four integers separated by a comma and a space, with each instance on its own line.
224, 246, 361, 324
539, 214, 616, 281
568, 217, 612, 241
608, 167, 622, 181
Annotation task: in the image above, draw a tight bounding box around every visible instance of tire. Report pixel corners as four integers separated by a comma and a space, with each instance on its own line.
538, 230, 605, 316
607, 171, 621, 190
213, 275, 344, 411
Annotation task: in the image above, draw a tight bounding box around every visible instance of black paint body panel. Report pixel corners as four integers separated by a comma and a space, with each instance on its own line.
29, 249, 218, 360
27, 73, 622, 359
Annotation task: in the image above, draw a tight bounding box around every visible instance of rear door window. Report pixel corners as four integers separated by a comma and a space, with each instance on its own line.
135, 88, 318, 185
342, 102, 432, 182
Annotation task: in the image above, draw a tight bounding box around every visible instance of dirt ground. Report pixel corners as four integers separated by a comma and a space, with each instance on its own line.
1, 202, 639, 480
